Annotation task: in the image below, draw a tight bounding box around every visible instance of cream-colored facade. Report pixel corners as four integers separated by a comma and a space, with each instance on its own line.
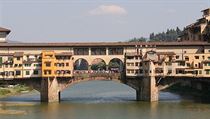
125, 44, 210, 78
180, 8, 210, 42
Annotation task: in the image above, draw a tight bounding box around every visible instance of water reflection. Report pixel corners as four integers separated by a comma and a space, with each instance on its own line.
0, 81, 210, 119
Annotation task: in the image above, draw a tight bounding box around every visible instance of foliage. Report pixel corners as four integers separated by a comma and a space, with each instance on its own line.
149, 27, 183, 42
108, 62, 120, 68
0, 89, 11, 95
128, 27, 183, 42
128, 37, 147, 42
91, 62, 106, 70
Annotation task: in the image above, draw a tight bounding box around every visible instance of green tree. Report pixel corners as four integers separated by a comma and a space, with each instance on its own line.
128, 37, 147, 42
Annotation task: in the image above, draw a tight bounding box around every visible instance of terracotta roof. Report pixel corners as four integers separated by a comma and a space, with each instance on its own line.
0, 27, 11, 34
0, 41, 209, 47
0, 53, 13, 56
157, 52, 176, 55
14, 52, 24, 57
55, 52, 73, 56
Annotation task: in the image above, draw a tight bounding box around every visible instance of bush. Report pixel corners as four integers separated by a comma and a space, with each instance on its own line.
0, 89, 11, 95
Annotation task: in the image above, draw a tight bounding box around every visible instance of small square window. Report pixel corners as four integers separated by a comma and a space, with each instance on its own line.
26, 71, 30, 75
33, 70, 39, 75
17, 57, 21, 60
16, 70, 21, 76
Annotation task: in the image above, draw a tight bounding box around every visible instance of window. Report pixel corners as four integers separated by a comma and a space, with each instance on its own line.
195, 56, 199, 59
14, 64, 18, 67
16, 70, 21, 76
139, 62, 142, 67
66, 70, 71, 74
16, 57, 21, 60
135, 62, 138, 66
91, 48, 106, 55
33, 70, 39, 75
168, 70, 172, 74
108, 48, 123, 55
185, 56, 189, 61
135, 56, 138, 60
127, 56, 134, 59
139, 69, 143, 74
131, 70, 134, 73
176, 55, 179, 59
26, 71, 30, 75
34, 64, 41, 67
199, 70, 202, 74
74, 48, 89, 55
195, 64, 198, 67
66, 63, 69, 66
135, 70, 139, 74
25, 64, 31, 67
44, 70, 51, 75
45, 62, 51, 67
127, 63, 130, 66
206, 70, 210, 75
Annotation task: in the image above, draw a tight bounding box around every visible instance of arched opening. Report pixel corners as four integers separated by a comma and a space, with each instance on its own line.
61, 80, 136, 102
91, 58, 106, 71
108, 58, 124, 73
74, 58, 89, 70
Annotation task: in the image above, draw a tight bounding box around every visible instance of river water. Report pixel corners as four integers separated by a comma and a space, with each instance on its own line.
0, 80, 210, 119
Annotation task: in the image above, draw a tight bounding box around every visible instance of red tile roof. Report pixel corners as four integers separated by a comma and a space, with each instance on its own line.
0, 41, 209, 47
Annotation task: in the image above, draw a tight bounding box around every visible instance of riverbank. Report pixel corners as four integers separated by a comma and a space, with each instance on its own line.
0, 85, 32, 98
164, 83, 210, 102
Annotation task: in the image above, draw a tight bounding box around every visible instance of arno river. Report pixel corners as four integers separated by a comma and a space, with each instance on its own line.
0, 80, 210, 119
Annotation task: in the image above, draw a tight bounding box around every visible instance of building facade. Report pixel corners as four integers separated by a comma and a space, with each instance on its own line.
180, 8, 210, 42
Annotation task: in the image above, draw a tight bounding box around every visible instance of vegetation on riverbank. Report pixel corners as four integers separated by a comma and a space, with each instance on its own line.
0, 85, 32, 98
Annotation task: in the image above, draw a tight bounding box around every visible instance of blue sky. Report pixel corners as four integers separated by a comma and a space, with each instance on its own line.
0, 0, 209, 42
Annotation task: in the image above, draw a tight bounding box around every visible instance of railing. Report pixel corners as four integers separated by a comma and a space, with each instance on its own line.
73, 71, 121, 80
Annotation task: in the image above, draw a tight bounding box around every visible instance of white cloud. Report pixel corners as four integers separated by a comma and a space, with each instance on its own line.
89, 5, 127, 16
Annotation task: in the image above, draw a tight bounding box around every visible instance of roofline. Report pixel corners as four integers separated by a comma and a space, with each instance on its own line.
0, 41, 209, 47
201, 8, 210, 12
0, 27, 11, 34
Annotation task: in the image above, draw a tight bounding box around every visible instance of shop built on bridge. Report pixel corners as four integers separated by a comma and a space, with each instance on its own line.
0, 28, 210, 102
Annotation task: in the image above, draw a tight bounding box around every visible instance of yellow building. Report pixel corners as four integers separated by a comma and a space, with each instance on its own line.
42, 51, 56, 77
41, 51, 74, 78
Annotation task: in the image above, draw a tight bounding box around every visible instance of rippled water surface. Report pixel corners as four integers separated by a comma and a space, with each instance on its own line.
0, 80, 210, 119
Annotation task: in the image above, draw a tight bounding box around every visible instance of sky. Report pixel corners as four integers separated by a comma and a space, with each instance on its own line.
0, 0, 209, 42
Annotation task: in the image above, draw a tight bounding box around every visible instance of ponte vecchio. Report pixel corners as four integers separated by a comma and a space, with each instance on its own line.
0, 8, 210, 102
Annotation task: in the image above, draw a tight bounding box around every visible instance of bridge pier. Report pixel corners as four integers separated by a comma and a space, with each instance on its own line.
40, 78, 60, 102
136, 76, 159, 102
